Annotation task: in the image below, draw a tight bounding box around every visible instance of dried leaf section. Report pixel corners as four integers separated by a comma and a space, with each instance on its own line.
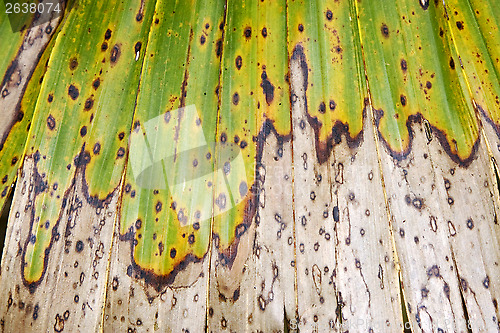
357, 0, 500, 331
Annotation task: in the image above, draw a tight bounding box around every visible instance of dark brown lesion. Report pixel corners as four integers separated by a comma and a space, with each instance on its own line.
69, 57, 78, 70
381, 23, 390, 38
46, 115, 56, 130
179, 29, 194, 108
110, 44, 121, 65
260, 71, 275, 105
235, 55, 243, 70
420, 0, 430, 10
135, 0, 146, 22
1, 60, 20, 95
84, 97, 94, 110
67, 84, 79, 100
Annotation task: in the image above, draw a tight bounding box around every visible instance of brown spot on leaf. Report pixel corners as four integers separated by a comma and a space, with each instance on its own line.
104, 29, 112, 40
420, 0, 429, 10
117, 147, 125, 158
74, 150, 91, 167
412, 198, 423, 210
235, 55, 242, 70
318, 102, 326, 114
400, 94, 407, 106
93, 143, 101, 155
216, 39, 222, 57
449, 57, 455, 70
483, 276, 490, 288
381, 23, 389, 37
244, 27, 252, 38
261, 27, 267, 37
110, 45, 120, 64
326, 9, 333, 21
329, 100, 336, 110
47, 115, 56, 130
84, 98, 94, 111
298, 24, 304, 32
69, 57, 78, 70
427, 265, 440, 277
260, 71, 274, 105
80, 126, 87, 137
75, 240, 84, 253
232, 92, 239, 105
112, 277, 119, 291
92, 78, 100, 90
233, 288, 240, 301
135, 41, 142, 54
16, 110, 23, 122
456, 21, 464, 30
401, 59, 408, 72
68, 84, 79, 100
